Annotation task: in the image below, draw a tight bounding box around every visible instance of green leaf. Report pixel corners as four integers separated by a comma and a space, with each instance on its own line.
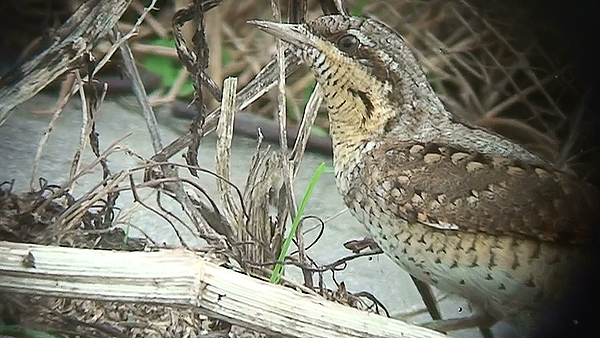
350, 0, 370, 16
302, 80, 316, 104
310, 125, 329, 138
222, 48, 232, 66
141, 37, 194, 97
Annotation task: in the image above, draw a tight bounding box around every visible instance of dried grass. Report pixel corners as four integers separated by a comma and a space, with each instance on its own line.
0, 0, 595, 337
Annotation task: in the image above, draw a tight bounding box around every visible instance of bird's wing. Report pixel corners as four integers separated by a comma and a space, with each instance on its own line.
352, 139, 597, 245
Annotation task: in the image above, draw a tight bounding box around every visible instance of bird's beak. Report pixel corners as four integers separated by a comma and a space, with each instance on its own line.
248, 20, 315, 48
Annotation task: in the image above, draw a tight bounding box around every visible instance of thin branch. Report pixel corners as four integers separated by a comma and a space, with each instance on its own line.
292, 83, 323, 175
112, 25, 163, 152
216, 77, 242, 237
93, 0, 159, 79
30, 76, 78, 191
270, 0, 310, 288
68, 70, 91, 194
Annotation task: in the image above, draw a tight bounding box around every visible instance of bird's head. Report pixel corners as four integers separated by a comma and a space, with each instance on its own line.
250, 15, 451, 147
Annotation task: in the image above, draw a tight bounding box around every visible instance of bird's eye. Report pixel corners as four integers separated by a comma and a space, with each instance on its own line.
337, 34, 359, 54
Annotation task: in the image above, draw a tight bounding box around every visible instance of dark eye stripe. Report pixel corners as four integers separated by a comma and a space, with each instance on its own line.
356, 47, 390, 85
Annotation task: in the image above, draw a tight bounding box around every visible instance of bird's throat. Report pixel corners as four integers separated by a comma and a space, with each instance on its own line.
322, 82, 395, 175
313, 42, 396, 174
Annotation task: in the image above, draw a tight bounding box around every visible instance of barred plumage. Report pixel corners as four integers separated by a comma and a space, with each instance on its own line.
252, 15, 597, 334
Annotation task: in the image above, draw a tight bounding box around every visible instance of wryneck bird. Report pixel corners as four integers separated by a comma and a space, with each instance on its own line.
250, 15, 598, 335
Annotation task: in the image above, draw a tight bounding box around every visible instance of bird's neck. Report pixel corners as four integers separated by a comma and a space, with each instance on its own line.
313, 40, 452, 176
320, 73, 395, 177
313, 39, 549, 184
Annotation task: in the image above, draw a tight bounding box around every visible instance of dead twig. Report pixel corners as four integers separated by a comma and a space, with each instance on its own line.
216, 77, 242, 237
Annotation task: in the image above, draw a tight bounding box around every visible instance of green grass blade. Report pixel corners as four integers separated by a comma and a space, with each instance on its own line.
270, 162, 327, 283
